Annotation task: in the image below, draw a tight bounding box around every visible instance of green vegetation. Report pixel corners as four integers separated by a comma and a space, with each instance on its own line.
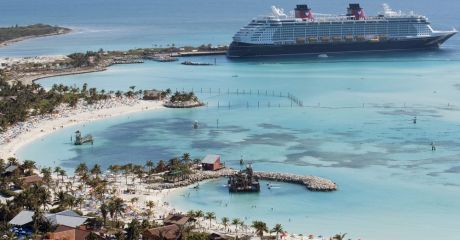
0, 70, 111, 131
170, 91, 198, 103
0, 24, 70, 44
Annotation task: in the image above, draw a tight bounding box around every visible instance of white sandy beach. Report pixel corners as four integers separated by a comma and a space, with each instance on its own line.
0, 97, 164, 160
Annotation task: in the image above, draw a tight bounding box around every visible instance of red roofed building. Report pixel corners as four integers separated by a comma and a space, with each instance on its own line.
201, 154, 222, 171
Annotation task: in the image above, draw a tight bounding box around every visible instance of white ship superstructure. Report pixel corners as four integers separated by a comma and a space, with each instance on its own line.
227, 4, 457, 57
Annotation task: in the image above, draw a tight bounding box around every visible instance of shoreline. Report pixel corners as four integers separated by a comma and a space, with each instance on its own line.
0, 97, 164, 160
19, 66, 107, 85
0, 29, 72, 48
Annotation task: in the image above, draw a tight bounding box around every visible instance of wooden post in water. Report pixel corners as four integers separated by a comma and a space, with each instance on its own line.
218, 101, 220, 108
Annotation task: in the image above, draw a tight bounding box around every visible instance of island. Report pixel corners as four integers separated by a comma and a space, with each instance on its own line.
163, 91, 204, 108
0, 24, 71, 47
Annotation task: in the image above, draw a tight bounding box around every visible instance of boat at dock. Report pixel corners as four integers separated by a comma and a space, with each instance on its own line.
228, 164, 260, 193
227, 3, 457, 57
181, 61, 213, 66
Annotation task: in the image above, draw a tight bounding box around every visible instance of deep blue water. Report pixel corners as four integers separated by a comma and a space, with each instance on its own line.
3, 0, 460, 239
0, 0, 459, 56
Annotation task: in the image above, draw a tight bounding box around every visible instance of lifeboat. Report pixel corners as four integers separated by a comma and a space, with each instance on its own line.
308, 37, 318, 43
332, 36, 342, 41
345, 35, 354, 41
320, 36, 330, 42
296, 37, 306, 44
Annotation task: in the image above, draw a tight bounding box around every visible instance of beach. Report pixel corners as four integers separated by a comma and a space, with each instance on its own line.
0, 97, 164, 160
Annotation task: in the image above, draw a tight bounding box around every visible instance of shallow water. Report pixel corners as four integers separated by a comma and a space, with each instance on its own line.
17, 54, 460, 239
5, 0, 460, 239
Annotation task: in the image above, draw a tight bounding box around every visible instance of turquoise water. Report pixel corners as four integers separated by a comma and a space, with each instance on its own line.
4, 0, 460, 239
19, 55, 460, 239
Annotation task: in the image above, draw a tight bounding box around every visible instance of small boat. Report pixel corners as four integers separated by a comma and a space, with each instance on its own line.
318, 54, 328, 58
193, 120, 199, 129
181, 61, 212, 66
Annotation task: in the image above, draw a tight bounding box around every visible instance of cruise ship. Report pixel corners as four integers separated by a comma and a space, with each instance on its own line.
227, 4, 457, 57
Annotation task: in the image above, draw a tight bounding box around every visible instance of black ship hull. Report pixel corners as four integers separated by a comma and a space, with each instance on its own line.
227, 34, 456, 58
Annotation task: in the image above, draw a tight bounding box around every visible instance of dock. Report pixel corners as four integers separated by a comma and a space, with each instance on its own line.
112, 58, 144, 64
254, 171, 337, 192
173, 51, 226, 57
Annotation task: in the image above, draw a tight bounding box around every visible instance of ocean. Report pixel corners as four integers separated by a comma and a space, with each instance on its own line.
3, 0, 460, 239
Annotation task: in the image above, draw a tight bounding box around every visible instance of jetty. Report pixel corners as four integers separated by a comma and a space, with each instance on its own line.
254, 171, 337, 192
112, 58, 144, 64
173, 50, 226, 57
163, 100, 204, 108
152, 168, 336, 192
145, 55, 178, 62
181, 61, 213, 66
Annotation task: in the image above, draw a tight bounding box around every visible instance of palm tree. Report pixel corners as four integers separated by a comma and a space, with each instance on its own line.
54, 190, 71, 209
40, 167, 52, 185
108, 197, 125, 221
146, 200, 155, 219
130, 197, 139, 206
126, 219, 141, 240
205, 212, 216, 228
54, 166, 62, 179
331, 233, 347, 240
59, 169, 66, 184
22, 160, 36, 175
32, 208, 45, 234
108, 164, 121, 175
195, 210, 204, 229
145, 160, 154, 175
75, 163, 88, 177
251, 221, 268, 238
221, 217, 229, 231
239, 220, 245, 233
186, 210, 195, 218
75, 197, 84, 211
182, 153, 191, 162
90, 164, 102, 177
271, 224, 284, 240
100, 202, 108, 226
7, 157, 18, 166
232, 218, 240, 233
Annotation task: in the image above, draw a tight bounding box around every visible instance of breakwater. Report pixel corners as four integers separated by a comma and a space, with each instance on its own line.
254, 171, 337, 192
152, 168, 337, 192
163, 100, 205, 108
